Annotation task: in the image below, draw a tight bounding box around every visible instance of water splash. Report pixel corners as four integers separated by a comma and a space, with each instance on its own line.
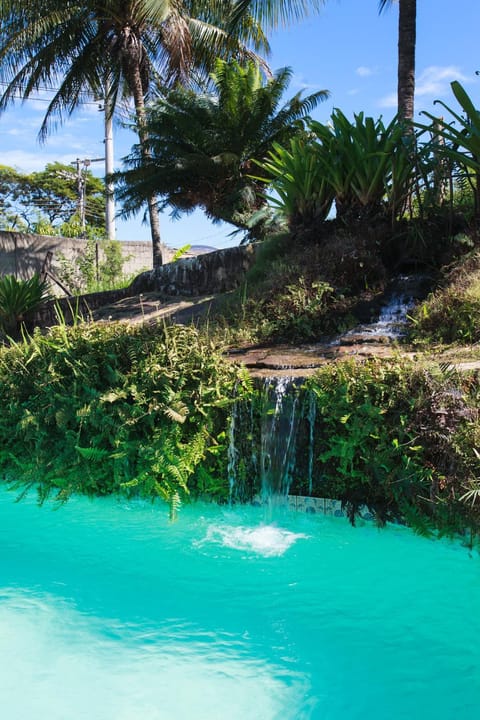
201, 524, 308, 557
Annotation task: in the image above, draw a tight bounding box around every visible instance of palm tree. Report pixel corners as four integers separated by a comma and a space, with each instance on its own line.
0, 1, 253, 267
116, 58, 329, 237
0, 1, 326, 268
380, 0, 417, 122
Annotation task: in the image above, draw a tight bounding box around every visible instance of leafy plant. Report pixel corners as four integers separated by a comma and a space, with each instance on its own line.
254, 110, 420, 230
407, 251, 480, 345
0, 320, 250, 512
56, 236, 131, 293
417, 81, 480, 219
116, 58, 329, 240
0, 274, 51, 337
309, 111, 418, 222
253, 136, 335, 229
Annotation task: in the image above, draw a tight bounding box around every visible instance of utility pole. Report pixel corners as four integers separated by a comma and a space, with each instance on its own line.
71, 157, 103, 235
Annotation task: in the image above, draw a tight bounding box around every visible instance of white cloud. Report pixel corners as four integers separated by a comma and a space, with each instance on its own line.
377, 66, 470, 109
0, 149, 82, 172
416, 65, 469, 98
356, 66, 374, 78
378, 92, 397, 109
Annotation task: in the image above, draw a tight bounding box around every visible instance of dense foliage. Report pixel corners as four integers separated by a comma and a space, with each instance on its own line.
0, 313, 479, 541
417, 80, 480, 221
116, 58, 328, 238
407, 250, 480, 345
220, 357, 480, 540
0, 322, 249, 516
256, 110, 417, 229
302, 360, 480, 539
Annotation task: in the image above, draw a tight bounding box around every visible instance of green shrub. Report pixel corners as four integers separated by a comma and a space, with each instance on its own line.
302, 359, 480, 537
407, 253, 480, 345
56, 237, 132, 293
0, 273, 51, 338
0, 321, 248, 514
254, 136, 335, 229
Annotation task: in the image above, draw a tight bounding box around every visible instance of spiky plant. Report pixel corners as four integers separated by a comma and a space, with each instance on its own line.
0, 274, 51, 337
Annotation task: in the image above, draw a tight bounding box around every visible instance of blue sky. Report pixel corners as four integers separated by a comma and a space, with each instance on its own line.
0, 0, 478, 251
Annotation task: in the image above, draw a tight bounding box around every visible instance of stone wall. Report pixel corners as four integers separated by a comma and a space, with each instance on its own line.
34, 244, 257, 327
130, 244, 257, 296
0, 231, 154, 288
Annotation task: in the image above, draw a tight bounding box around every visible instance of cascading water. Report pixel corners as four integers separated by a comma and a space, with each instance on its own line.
259, 377, 299, 503
227, 392, 257, 504
227, 398, 239, 503
227, 379, 318, 505
306, 390, 317, 496
340, 273, 432, 341
359, 280, 416, 338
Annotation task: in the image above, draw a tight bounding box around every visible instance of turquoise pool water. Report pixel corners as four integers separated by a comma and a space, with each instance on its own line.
0, 488, 479, 719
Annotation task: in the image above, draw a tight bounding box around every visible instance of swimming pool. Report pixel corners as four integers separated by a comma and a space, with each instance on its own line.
0, 488, 479, 719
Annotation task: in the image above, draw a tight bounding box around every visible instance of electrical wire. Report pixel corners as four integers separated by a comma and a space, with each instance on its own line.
0, 80, 100, 105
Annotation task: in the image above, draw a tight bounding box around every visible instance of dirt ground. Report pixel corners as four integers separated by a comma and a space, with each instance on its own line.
89, 289, 480, 377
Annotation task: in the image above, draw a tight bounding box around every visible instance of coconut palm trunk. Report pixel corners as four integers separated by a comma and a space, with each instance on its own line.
380, 0, 417, 122
132, 81, 163, 269
397, 0, 416, 121
117, 26, 163, 267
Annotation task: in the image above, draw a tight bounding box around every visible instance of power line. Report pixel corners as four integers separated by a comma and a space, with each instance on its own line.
0, 80, 100, 105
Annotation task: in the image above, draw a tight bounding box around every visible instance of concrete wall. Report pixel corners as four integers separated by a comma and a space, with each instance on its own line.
0, 231, 154, 286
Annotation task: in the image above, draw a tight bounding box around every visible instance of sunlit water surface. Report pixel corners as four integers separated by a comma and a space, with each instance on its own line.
0, 488, 479, 719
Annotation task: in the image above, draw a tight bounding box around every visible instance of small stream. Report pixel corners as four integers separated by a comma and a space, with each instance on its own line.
339, 274, 432, 341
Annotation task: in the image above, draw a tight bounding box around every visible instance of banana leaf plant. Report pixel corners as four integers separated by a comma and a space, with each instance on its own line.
417, 81, 480, 219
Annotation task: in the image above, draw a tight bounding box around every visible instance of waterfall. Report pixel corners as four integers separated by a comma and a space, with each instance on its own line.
306, 390, 317, 495
259, 377, 299, 502
227, 390, 257, 504
227, 399, 239, 503
226, 377, 310, 504
363, 284, 416, 338
337, 273, 432, 341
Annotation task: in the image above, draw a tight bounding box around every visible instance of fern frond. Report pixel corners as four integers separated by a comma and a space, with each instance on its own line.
75, 446, 111, 461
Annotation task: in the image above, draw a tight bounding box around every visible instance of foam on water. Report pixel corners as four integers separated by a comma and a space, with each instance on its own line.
200, 524, 309, 556
0, 588, 307, 720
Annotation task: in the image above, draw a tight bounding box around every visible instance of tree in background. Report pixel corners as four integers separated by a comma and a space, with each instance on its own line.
116, 59, 328, 238
0, 163, 105, 235
380, 0, 417, 122
0, 1, 325, 267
